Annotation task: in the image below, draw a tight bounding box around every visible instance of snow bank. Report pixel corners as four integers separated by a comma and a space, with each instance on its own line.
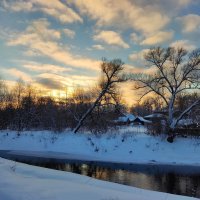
0, 157, 197, 200
0, 127, 200, 165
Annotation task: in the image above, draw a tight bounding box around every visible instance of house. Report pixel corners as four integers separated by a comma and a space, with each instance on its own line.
115, 113, 135, 125
144, 113, 166, 121
133, 116, 151, 125
177, 118, 199, 128
115, 114, 151, 126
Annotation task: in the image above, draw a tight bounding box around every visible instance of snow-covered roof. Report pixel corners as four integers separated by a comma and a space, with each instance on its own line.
135, 116, 152, 123
125, 114, 135, 121
144, 113, 165, 119
178, 119, 198, 126
116, 113, 135, 122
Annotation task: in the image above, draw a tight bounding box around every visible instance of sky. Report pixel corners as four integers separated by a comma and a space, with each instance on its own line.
0, 0, 200, 103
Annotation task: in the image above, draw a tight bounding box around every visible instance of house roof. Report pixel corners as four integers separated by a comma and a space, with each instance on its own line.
116, 113, 135, 122
144, 113, 165, 119
177, 119, 198, 126
135, 116, 152, 123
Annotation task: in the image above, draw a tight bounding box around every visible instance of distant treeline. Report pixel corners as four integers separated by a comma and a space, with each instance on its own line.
0, 79, 126, 132
0, 78, 199, 134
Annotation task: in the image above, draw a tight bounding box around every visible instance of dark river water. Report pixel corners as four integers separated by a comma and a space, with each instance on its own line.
0, 150, 200, 198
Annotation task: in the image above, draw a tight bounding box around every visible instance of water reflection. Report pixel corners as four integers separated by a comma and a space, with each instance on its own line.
1, 151, 200, 198
19, 161, 200, 198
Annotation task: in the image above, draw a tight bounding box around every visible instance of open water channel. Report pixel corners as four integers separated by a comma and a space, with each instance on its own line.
0, 150, 200, 198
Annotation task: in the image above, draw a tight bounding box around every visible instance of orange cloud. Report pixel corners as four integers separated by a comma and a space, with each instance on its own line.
63, 28, 76, 38
22, 62, 72, 73
92, 44, 104, 50
3, 0, 83, 24
7, 19, 100, 71
170, 40, 196, 50
140, 31, 174, 45
177, 14, 200, 33
70, 0, 170, 34
5, 68, 32, 82
94, 30, 129, 48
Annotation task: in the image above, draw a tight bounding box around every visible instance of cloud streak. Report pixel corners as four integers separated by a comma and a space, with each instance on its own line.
141, 31, 174, 45
2, 0, 83, 24
176, 14, 200, 33
94, 30, 129, 48
63, 28, 76, 38
4, 68, 32, 82
22, 62, 72, 73
7, 19, 100, 71
70, 0, 170, 34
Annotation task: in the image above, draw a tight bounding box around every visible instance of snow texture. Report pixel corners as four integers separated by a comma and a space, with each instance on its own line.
0, 126, 200, 199
0, 157, 197, 200
0, 126, 200, 165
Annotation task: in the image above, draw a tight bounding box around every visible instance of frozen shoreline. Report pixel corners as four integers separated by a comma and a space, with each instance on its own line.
0, 157, 197, 200
1, 149, 200, 167
0, 128, 200, 199
0, 127, 200, 166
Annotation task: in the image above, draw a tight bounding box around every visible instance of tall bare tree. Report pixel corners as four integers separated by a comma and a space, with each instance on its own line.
0, 78, 8, 109
12, 79, 25, 108
130, 47, 200, 134
73, 58, 126, 133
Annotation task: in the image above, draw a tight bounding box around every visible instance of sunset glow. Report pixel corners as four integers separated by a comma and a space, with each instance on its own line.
0, 0, 200, 103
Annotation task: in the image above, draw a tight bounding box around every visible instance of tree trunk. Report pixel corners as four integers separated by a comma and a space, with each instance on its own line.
168, 94, 175, 128
73, 88, 107, 133
167, 99, 200, 143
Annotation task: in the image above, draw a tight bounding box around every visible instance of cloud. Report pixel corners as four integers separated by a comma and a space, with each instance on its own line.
2, 1, 33, 12
37, 0, 83, 24
36, 73, 97, 89
7, 19, 61, 45
92, 44, 104, 50
135, 0, 193, 9
93, 30, 129, 48
2, 0, 83, 24
5, 68, 32, 82
36, 77, 64, 90
140, 31, 174, 45
30, 19, 61, 40
176, 14, 200, 33
128, 49, 150, 68
63, 28, 75, 38
70, 75, 97, 86
129, 49, 149, 62
36, 73, 71, 88
22, 61, 72, 73
130, 33, 143, 44
125, 64, 157, 77
70, 0, 170, 34
175, 0, 193, 6
170, 40, 196, 51
7, 19, 100, 71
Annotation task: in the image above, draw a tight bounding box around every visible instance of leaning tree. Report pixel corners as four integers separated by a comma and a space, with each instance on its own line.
130, 47, 200, 136
73, 58, 126, 133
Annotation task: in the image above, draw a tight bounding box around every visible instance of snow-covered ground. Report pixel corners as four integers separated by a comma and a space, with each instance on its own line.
0, 157, 197, 200
0, 126, 200, 199
0, 126, 200, 165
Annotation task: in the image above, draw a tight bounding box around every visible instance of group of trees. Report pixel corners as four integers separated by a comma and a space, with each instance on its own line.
130, 47, 200, 137
0, 46, 199, 138
0, 80, 67, 131
0, 60, 126, 133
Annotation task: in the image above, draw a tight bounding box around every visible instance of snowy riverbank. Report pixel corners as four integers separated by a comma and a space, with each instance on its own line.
0, 127, 200, 199
0, 157, 197, 200
0, 126, 200, 166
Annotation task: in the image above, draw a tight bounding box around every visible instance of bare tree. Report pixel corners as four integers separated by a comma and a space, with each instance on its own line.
0, 78, 8, 109
12, 79, 25, 108
130, 47, 200, 135
73, 58, 126, 133
67, 87, 94, 127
